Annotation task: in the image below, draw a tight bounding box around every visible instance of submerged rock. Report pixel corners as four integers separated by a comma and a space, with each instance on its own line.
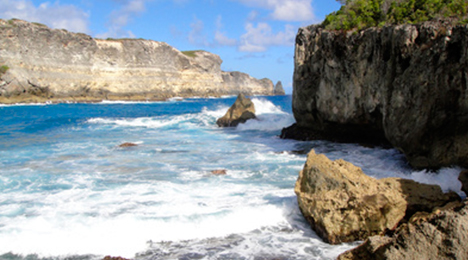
216, 94, 256, 127
295, 150, 460, 244
285, 20, 468, 169
211, 169, 227, 175
338, 200, 468, 260
119, 142, 138, 148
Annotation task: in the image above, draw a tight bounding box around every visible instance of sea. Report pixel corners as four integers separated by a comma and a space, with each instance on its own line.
0, 95, 465, 260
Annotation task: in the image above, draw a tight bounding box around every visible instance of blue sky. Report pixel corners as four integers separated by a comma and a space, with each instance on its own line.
0, 0, 341, 94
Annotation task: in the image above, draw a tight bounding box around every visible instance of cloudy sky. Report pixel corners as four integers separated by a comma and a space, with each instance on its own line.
0, 0, 341, 94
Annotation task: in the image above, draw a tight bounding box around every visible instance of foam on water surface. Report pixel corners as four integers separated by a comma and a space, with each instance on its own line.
0, 95, 465, 260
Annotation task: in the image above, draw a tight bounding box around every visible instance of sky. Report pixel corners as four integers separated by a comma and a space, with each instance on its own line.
0, 0, 341, 94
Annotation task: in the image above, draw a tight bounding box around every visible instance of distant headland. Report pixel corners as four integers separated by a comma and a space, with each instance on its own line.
0, 19, 284, 104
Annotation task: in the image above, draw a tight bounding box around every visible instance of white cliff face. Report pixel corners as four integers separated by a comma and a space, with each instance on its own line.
0, 19, 274, 103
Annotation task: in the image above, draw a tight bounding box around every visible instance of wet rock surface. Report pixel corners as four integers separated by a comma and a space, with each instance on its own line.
338, 200, 468, 260
295, 150, 460, 244
216, 94, 256, 127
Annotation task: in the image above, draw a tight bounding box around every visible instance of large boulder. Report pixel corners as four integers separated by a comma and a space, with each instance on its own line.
295, 150, 460, 244
338, 200, 468, 260
216, 94, 256, 127
285, 20, 468, 169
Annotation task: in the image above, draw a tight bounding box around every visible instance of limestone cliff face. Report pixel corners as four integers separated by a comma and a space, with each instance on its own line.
0, 19, 274, 103
287, 19, 468, 169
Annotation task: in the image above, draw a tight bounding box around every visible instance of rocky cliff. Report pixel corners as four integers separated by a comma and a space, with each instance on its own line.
0, 19, 275, 103
283, 19, 468, 169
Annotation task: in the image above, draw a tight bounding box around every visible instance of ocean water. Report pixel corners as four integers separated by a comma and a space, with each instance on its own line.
0, 96, 464, 260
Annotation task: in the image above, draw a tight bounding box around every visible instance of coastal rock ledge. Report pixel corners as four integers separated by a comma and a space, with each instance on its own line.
0, 19, 276, 104
295, 150, 460, 244
338, 200, 468, 260
283, 20, 468, 169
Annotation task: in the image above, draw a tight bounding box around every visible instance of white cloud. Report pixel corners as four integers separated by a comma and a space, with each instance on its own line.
98, 0, 151, 38
238, 22, 296, 52
215, 31, 237, 46
188, 16, 211, 47
234, 0, 316, 22
0, 0, 90, 33
214, 15, 237, 46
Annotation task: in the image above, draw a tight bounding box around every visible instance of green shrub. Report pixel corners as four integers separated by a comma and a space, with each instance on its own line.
0, 65, 9, 77
182, 50, 203, 58
324, 0, 468, 31
32, 22, 47, 27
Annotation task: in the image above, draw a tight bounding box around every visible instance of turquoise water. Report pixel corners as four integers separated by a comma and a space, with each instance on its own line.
0, 96, 464, 260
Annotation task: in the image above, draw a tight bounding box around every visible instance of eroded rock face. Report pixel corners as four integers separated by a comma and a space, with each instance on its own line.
286, 20, 468, 169
295, 150, 460, 244
459, 170, 468, 195
216, 94, 256, 127
0, 19, 275, 103
338, 200, 468, 260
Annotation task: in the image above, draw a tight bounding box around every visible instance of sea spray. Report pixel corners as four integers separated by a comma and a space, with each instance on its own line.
0, 96, 464, 260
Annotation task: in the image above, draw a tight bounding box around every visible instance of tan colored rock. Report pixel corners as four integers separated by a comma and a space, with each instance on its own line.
0, 19, 274, 104
216, 94, 256, 127
295, 150, 460, 244
338, 200, 468, 260
211, 169, 227, 175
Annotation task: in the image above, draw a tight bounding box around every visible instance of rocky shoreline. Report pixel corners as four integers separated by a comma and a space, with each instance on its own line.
284, 18, 468, 260
0, 19, 284, 104
281, 19, 468, 169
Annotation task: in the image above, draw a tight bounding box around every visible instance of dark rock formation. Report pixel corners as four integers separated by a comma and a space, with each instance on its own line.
295, 150, 460, 244
283, 19, 468, 169
216, 94, 256, 127
102, 256, 131, 260
459, 170, 468, 195
274, 81, 285, 95
337, 200, 468, 260
0, 19, 274, 104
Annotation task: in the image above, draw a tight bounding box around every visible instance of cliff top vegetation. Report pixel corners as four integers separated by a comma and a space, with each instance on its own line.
181, 50, 204, 58
323, 0, 468, 31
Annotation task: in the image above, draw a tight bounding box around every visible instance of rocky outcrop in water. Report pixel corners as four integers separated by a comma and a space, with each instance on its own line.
295, 150, 460, 244
274, 81, 285, 95
337, 200, 468, 260
216, 94, 256, 127
0, 19, 276, 104
283, 19, 468, 169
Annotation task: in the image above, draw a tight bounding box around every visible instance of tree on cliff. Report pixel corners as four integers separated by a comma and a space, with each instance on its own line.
325, 0, 468, 30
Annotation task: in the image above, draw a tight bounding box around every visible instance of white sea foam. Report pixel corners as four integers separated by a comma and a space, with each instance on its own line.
2, 97, 465, 260
99, 100, 158, 104
87, 116, 184, 129
235, 98, 294, 131
0, 176, 299, 258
